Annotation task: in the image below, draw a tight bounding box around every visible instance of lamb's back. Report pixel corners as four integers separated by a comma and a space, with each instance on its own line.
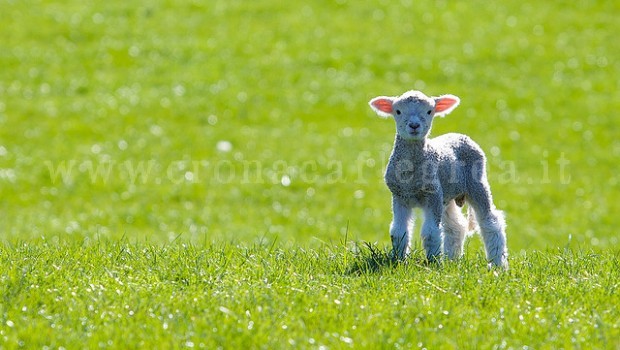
429, 133, 487, 200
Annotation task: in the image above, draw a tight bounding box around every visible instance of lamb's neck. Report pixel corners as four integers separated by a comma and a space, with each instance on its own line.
393, 134, 429, 160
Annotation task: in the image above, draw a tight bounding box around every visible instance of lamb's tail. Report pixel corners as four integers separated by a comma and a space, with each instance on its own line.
467, 204, 479, 235
455, 194, 478, 236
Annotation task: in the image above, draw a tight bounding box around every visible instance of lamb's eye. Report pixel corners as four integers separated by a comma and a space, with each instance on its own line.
396, 110, 401, 115
427, 110, 432, 115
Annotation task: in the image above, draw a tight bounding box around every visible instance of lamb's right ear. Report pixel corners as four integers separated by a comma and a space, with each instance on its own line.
369, 96, 395, 118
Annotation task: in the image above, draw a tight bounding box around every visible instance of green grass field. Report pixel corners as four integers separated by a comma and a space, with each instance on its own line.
2, 242, 619, 348
1, 0, 619, 348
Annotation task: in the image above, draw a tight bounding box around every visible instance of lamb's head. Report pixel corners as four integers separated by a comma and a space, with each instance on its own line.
369, 90, 460, 141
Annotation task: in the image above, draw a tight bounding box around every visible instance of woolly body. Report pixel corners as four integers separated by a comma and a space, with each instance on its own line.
385, 133, 483, 207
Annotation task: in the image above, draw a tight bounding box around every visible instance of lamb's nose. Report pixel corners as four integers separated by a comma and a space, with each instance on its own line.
408, 122, 420, 130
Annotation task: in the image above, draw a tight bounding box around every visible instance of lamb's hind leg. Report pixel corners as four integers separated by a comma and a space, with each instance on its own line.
442, 199, 468, 260
468, 183, 508, 269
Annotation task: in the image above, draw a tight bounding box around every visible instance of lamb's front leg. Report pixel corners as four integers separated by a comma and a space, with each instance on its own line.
390, 196, 413, 260
421, 199, 443, 263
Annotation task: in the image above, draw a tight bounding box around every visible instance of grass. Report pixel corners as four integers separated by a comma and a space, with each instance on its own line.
1, 0, 619, 348
1, 241, 619, 348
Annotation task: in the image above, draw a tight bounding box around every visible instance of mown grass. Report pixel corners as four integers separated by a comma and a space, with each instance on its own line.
1, 241, 619, 349
1, 0, 620, 348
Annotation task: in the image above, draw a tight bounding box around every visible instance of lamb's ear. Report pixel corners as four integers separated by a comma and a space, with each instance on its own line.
369, 96, 395, 118
433, 94, 460, 117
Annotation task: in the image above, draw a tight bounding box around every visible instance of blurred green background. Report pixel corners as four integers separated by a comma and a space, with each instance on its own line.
1, 0, 618, 252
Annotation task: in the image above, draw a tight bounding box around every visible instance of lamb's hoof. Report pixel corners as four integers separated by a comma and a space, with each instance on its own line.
388, 249, 398, 261
424, 254, 442, 266
487, 256, 509, 271
389, 250, 409, 264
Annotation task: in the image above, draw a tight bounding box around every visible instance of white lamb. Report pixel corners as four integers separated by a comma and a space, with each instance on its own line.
369, 90, 508, 268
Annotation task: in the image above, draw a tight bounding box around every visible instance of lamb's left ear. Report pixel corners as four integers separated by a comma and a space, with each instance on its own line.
433, 94, 460, 117
369, 96, 395, 118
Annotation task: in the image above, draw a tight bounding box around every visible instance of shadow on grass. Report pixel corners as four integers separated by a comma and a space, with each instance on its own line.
344, 242, 437, 275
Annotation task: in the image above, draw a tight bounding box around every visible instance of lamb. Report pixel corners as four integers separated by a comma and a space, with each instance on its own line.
368, 90, 508, 268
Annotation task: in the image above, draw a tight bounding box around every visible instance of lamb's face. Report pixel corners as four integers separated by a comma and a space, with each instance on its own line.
391, 95, 435, 141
